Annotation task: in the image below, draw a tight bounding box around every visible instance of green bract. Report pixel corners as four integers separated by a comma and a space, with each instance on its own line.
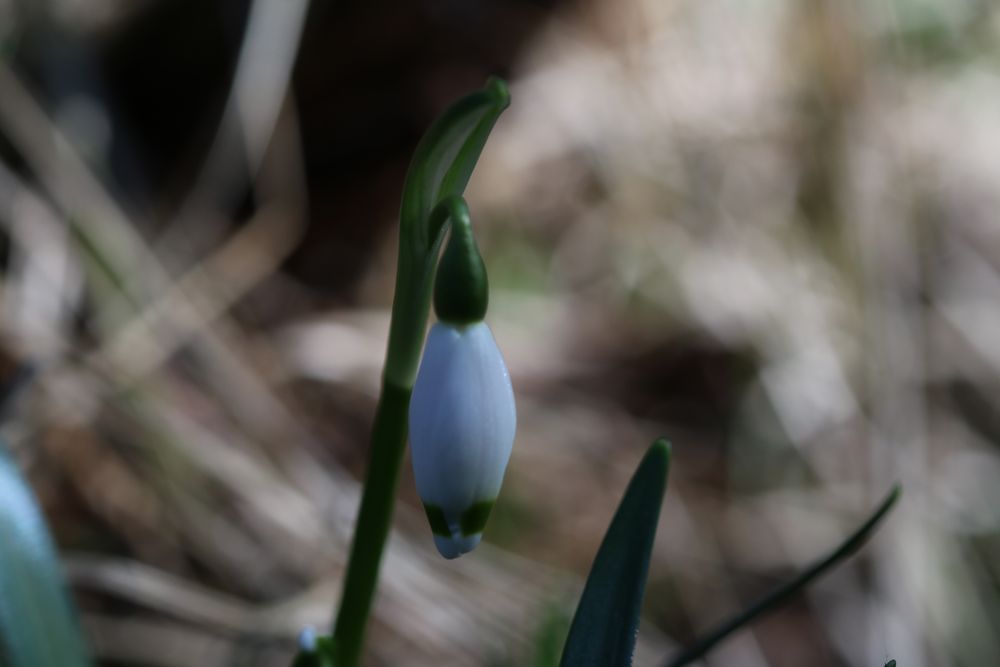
385, 78, 510, 388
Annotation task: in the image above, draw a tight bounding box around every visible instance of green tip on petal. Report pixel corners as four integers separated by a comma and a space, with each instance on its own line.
421, 500, 497, 558
460, 499, 495, 536
423, 503, 453, 537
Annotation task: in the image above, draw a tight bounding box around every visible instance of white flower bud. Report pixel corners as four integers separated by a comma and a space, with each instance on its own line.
408, 321, 516, 559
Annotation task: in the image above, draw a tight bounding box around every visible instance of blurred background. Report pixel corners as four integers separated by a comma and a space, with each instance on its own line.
0, 0, 998, 665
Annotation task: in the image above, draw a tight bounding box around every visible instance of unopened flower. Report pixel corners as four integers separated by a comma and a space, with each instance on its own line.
409, 321, 515, 558
408, 206, 515, 558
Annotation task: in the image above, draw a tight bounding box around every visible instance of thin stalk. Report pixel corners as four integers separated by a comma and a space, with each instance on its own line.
664, 485, 901, 667
325, 78, 508, 665
331, 381, 412, 667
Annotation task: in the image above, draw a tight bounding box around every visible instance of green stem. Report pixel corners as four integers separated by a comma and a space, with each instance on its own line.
331, 380, 412, 667
325, 77, 508, 664
664, 484, 901, 667
330, 198, 461, 667
383, 199, 456, 388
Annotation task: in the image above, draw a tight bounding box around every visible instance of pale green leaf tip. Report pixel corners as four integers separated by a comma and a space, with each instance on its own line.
875, 483, 901, 522
648, 438, 671, 472
651, 438, 671, 456
485, 76, 511, 109
889, 483, 902, 503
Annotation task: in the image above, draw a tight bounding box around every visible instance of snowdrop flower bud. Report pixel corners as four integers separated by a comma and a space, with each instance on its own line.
408, 210, 516, 559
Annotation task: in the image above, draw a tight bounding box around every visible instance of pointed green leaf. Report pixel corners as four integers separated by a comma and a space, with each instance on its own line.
560, 439, 671, 667
399, 77, 510, 255
0, 444, 91, 667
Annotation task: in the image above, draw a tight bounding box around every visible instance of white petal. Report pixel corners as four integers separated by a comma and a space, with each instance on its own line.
409, 321, 516, 558
433, 533, 482, 560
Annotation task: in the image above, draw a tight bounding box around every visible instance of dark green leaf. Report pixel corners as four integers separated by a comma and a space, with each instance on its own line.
0, 443, 91, 667
559, 439, 671, 667
399, 77, 510, 255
